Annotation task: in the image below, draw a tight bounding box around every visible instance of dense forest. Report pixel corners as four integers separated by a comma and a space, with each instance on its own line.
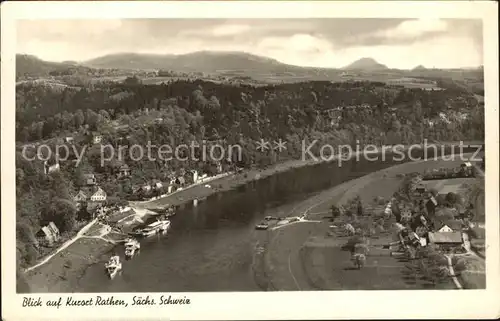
15, 77, 484, 285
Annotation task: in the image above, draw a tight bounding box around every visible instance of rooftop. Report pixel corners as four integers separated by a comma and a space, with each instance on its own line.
428, 231, 463, 244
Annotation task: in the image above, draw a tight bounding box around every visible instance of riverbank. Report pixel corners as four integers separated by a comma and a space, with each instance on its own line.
261, 156, 475, 291
24, 157, 339, 292
134, 157, 351, 210
22, 146, 480, 292
133, 140, 483, 211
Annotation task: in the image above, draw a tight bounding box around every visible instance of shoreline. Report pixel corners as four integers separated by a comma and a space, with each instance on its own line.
22, 145, 481, 292
134, 140, 483, 212
260, 154, 478, 291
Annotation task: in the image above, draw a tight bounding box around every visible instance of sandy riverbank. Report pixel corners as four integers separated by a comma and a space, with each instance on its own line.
261, 156, 475, 291
25, 238, 115, 293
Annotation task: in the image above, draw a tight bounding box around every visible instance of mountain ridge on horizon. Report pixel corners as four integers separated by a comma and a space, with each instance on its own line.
341, 57, 388, 71
16, 51, 483, 77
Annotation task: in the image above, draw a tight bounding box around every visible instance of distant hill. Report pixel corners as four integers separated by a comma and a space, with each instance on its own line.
83, 51, 306, 73
16, 54, 73, 77
62, 60, 78, 65
412, 65, 427, 71
343, 58, 388, 71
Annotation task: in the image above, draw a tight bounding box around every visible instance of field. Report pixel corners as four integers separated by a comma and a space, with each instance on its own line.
387, 77, 443, 90
343, 159, 474, 206
422, 178, 473, 195
458, 255, 486, 289
300, 241, 455, 290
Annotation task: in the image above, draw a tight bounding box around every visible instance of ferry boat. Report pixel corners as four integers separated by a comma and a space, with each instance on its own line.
255, 221, 269, 230
124, 238, 140, 259
140, 220, 171, 237
104, 255, 122, 279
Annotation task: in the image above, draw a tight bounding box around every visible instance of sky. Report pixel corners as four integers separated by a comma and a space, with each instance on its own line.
17, 18, 483, 69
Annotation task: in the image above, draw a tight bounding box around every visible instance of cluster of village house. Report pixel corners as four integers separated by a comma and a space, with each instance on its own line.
322, 100, 469, 128
321, 93, 478, 129
390, 167, 480, 252
36, 163, 221, 246
36, 128, 227, 245
344, 162, 481, 254
71, 164, 220, 210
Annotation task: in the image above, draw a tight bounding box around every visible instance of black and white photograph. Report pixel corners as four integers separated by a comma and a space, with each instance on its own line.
2, 1, 499, 320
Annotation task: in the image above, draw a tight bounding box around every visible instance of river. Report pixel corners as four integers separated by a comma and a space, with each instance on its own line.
75, 147, 477, 292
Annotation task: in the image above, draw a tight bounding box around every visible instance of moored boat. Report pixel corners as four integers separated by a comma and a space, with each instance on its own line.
104, 255, 122, 279
124, 238, 141, 259
255, 221, 269, 230
140, 219, 171, 237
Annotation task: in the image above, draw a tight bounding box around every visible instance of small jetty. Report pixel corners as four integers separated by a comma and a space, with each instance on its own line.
151, 206, 177, 218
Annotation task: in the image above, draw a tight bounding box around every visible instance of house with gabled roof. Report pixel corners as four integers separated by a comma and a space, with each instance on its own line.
36, 222, 60, 246
176, 176, 186, 186
117, 164, 131, 178
400, 207, 413, 222
73, 190, 88, 203
428, 231, 463, 250
91, 131, 103, 144
83, 173, 97, 186
73, 190, 88, 210
436, 219, 463, 233
90, 186, 107, 202
44, 160, 60, 175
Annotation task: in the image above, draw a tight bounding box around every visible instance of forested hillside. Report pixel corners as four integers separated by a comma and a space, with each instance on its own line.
15, 77, 484, 277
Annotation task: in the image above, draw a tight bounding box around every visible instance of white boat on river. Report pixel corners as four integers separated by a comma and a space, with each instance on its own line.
104, 255, 122, 279
124, 238, 141, 259
139, 220, 171, 237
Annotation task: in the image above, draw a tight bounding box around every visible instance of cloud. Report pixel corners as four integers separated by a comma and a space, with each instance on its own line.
211, 24, 251, 36
18, 19, 124, 41
374, 19, 449, 39
16, 18, 483, 68
338, 36, 482, 69
259, 34, 332, 53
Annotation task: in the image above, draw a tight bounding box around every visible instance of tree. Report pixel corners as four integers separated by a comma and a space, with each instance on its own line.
330, 205, 341, 221
16, 221, 38, 249
76, 205, 91, 221
352, 253, 366, 269
106, 196, 128, 208
373, 196, 385, 205
123, 76, 142, 86
357, 199, 364, 216
344, 234, 365, 253
445, 192, 459, 207
41, 198, 77, 233
73, 110, 85, 128
453, 258, 468, 275
435, 207, 456, 221
415, 246, 450, 285
429, 188, 439, 197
